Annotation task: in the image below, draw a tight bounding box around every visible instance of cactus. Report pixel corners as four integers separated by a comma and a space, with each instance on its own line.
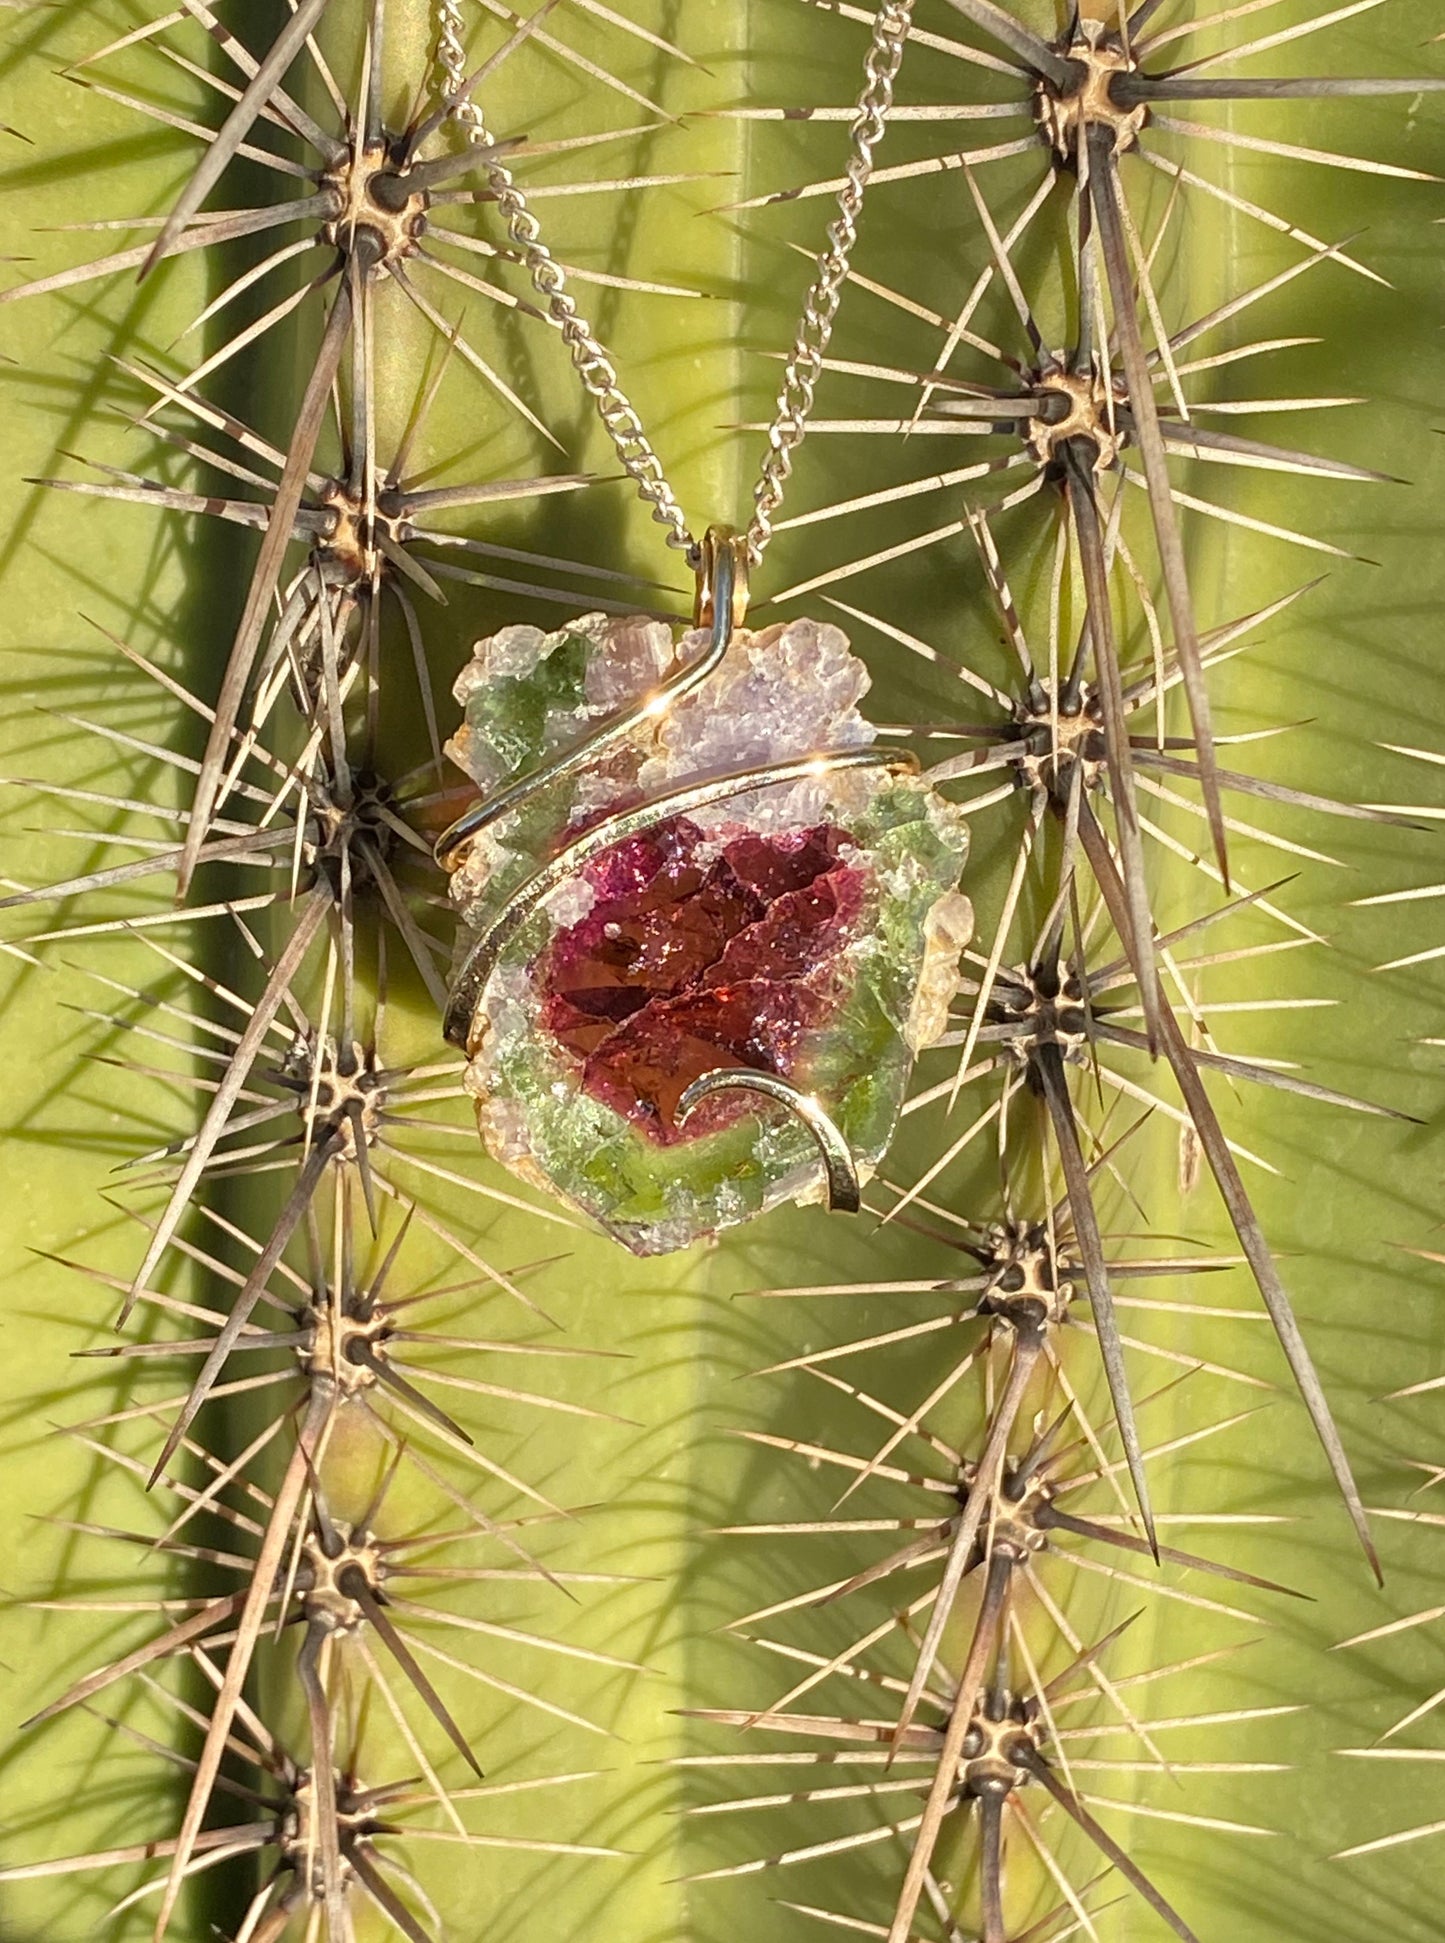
0, 5, 1441, 1942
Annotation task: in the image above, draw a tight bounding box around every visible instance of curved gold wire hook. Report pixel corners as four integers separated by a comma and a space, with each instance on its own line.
674, 1067, 862, 1215
692, 521, 751, 632
434, 524, 750, 875
442, 749, 919, 1048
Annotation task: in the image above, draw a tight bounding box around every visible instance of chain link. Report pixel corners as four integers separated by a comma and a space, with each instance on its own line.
434, 0, 915, 570
435, 0, 695, 557
747, 0, 914, 564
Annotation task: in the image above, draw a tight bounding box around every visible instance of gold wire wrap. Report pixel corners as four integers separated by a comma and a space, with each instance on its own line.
441, 750, 919, 1049
674, 1067, 863, 1214
693, 523, 750, 631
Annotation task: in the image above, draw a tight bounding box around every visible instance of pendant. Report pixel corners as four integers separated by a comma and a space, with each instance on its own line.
436, 537, 972, 1256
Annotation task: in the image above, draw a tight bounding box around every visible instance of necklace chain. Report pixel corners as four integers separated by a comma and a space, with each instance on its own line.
748, 0, 913, 564
434, 0, 914, 570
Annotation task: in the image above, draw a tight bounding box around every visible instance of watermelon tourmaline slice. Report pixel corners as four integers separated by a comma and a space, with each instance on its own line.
444, 611, 972, 1255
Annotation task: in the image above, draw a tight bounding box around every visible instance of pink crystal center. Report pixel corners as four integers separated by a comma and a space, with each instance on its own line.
538, 817, 867, 1144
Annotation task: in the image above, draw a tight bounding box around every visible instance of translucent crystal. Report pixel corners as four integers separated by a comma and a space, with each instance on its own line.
446, 612, 972, 1254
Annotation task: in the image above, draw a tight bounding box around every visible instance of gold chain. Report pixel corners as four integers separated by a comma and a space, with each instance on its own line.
433, 0, 915, 570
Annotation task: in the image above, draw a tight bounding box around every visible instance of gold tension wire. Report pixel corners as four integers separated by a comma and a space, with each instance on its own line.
693, 523, 751, 632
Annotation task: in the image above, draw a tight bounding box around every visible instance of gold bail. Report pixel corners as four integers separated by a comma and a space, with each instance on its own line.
693, 523, 751, 633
